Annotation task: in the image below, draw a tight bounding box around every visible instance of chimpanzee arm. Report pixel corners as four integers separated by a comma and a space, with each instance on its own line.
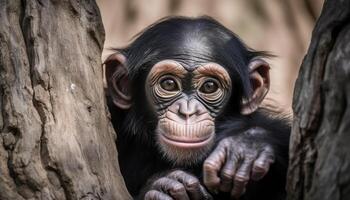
203, 111, 290, 199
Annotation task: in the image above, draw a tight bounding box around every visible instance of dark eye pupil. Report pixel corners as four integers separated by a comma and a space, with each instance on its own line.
160, 78, 178, 91
200, 81, 218, 93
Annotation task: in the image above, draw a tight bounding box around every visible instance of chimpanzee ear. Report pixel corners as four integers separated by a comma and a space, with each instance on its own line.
104, 53, 132, 109
241, 59, 270, 115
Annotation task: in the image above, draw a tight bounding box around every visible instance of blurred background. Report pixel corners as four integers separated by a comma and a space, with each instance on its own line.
96, 0, 324, 114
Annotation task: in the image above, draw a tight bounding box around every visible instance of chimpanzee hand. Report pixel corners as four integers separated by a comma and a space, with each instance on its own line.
203, 127, 275, 199
144, 170, 213, 200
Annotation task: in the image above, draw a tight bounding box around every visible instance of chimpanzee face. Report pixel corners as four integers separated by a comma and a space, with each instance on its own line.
145, 60, 231, 164
105, 17, 271, 166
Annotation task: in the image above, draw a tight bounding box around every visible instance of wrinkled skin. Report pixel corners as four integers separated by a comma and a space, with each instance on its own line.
143, 128, 274, 200
203, 128, 274, 199
144, 170, 213, 200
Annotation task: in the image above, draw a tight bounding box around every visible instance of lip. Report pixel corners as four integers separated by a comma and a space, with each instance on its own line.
160, 133, 213, 148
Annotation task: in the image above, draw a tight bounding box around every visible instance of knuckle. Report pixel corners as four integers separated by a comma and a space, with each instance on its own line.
203, 160, 220, 171
145, 190, 159, 199
168, 170, 184, 177
235, 174, 249, 183
186, 176, 199, 187
186, 178, 200, 188
245, 152, 258, 160
244, 157, 255, 165
171, 183, 185, 193
263, 149, 275, 158
221, 169, 234, 179
261, 152, 275, 163
254, 160, 267, 170
152, 177, 168, 187
253, 166, 266, 174
155, 177, 167, 183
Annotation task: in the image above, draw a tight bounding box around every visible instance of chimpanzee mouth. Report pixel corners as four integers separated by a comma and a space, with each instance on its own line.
157, 118, 215, 148
159, 133, 214, 148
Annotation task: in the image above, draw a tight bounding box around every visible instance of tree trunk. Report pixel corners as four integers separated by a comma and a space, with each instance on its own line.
287, 0, 350, 200
0, 0, 131, 199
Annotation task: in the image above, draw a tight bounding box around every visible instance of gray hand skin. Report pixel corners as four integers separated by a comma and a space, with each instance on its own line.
144, 170, 213, 200
203, 128, 275, 199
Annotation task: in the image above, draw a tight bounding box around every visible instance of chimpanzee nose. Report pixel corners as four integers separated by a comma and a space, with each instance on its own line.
177, 98, 205, 119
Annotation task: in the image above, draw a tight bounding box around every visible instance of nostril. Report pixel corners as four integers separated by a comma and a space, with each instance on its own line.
176, 98, 204, 119
187, 107, 197, 116
179, 106, 197, 118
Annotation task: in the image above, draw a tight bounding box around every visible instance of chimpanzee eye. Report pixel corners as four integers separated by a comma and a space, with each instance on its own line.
199, 80, 219, 94
160, 77, 179, 91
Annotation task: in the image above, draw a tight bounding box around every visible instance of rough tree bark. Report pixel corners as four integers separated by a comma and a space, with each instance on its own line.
287, 0, 350, 200
0, 0, 131, 199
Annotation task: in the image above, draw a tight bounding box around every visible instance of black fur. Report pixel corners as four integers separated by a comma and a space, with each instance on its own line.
107, 16, 290, 199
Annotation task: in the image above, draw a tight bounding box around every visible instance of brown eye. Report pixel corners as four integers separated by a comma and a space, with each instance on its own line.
160, 78, 179, 91
199, 80, 219, 94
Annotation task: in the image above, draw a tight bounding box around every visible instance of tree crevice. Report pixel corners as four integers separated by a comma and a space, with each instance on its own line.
287, 1, 350, 199
0, 0, 131, 199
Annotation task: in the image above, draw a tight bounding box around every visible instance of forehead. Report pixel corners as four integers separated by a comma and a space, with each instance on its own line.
169, 36, 221, 70
148, 25, 225, 68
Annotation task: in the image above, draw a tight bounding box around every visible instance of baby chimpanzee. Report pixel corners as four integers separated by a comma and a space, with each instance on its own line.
105, 16, 290, 200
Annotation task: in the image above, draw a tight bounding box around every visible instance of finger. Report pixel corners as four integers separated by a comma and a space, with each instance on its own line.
145, 190, 173, 200
219, 154, 239, 192
199, 184, 214, 200
168, 171, 203, 200
152, 177, 189, 200
231, 157, 254, 199
252, 147, 274, 181
203, 143, 227, 192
